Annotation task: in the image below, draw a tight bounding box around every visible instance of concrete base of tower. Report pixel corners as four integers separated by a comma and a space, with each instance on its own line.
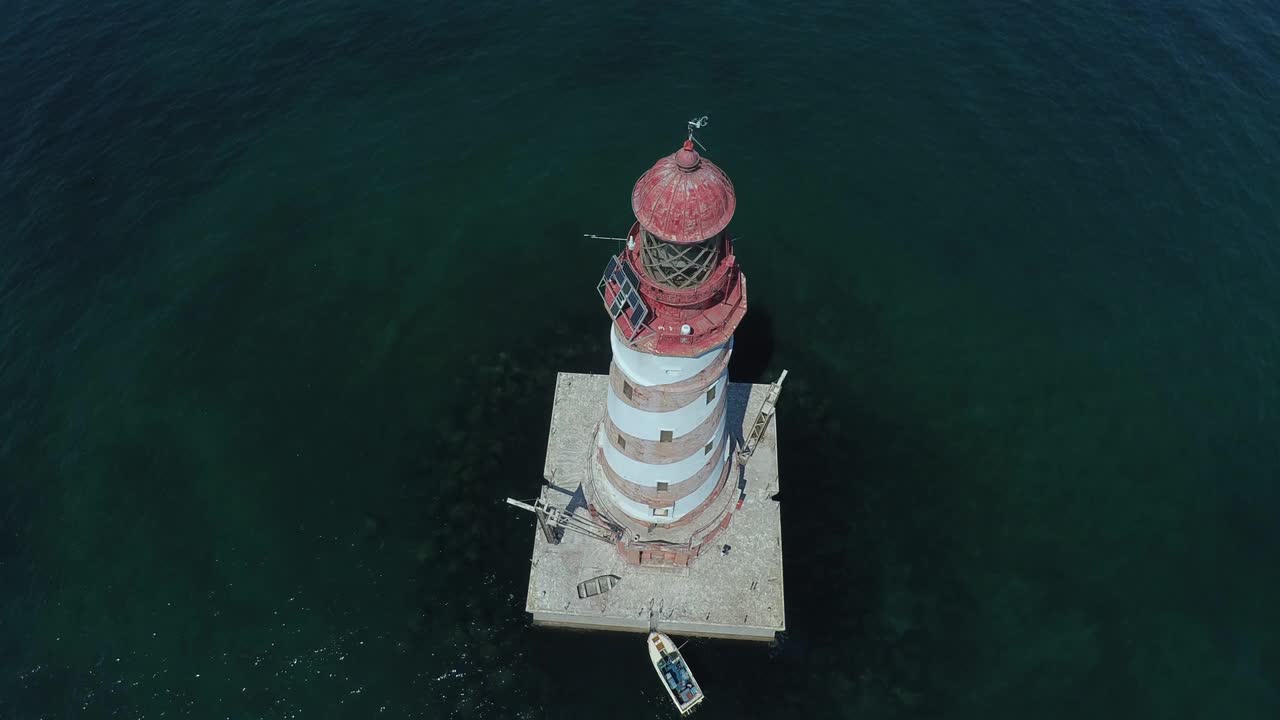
520, 372, 785, 642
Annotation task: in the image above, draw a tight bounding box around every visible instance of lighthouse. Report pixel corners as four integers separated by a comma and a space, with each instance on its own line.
591, 135, 748, 566
509, 125, 786, 641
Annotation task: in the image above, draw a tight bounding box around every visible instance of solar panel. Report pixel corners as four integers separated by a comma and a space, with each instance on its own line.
621, 260, 640, 288
596, 254, 652, 337
629, 303, 648, 328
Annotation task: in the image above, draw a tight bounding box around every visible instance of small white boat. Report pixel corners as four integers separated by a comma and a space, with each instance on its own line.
648, 632, 704, 715
577, 574, 620, 599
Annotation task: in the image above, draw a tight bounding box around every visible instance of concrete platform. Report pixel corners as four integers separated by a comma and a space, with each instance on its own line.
520, 372, 785, 642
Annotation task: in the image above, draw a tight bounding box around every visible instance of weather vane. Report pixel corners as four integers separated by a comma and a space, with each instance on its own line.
686, 116, 709, 152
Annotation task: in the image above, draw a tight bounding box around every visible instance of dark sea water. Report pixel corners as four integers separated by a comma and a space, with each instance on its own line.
2, 1, 1278, 717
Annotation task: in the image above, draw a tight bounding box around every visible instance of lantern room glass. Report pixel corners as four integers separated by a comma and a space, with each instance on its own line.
639, 230, 723, 289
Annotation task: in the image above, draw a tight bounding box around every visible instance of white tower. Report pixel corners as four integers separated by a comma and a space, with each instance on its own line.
591, 137, 747, 566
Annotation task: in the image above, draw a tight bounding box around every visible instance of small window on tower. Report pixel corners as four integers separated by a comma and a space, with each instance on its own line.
623, 382, 634, 400
704, 441, 713, 455
706, 386, 717, 404
617, 435, 626, 450
659, 430, 673, 443
656, 481, 669, 492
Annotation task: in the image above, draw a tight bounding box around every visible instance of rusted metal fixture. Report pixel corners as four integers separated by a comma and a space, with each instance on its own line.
738, 370, 788, 467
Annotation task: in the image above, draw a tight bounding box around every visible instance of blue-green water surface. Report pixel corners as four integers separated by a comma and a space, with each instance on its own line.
2, 1, 1278, 717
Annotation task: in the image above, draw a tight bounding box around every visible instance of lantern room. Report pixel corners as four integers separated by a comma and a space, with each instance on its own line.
597, 139, 748, 357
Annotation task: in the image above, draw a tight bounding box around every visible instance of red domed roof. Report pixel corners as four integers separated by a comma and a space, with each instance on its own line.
630, 140, 736, 244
